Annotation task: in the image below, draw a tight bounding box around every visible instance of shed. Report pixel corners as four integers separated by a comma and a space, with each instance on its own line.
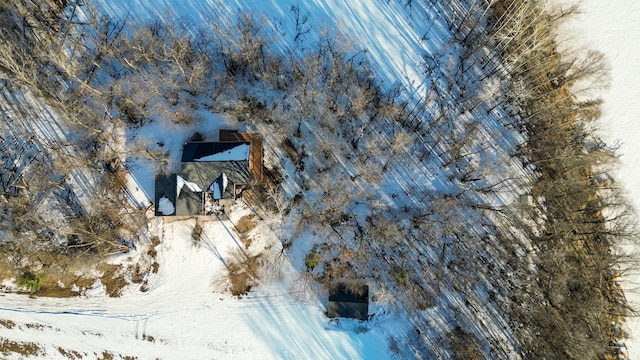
328, 284, 369, 321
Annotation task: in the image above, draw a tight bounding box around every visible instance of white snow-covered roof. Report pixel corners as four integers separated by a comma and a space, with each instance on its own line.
194, 143, 250, 162
158, 196, 175, 215
177, 175, 202, 197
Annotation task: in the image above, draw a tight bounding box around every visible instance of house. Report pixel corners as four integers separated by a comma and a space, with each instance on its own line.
155, 130, 262, 216
327, 283, 369, 321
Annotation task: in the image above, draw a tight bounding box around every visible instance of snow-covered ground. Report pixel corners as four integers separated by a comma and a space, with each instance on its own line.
0, 208, 390, 359
94, 0, 429, 99
559, 0, 640, 357
2, 1, 430, 358
1, 0, 635, 358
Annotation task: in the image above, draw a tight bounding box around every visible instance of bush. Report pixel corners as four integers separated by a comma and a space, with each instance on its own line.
189, 132, 204, 142
393, 267, 408, 283
227, 251, 262, 297
304, 252, 322, 271
16, 271, 41, 293
191, 223, 203, 244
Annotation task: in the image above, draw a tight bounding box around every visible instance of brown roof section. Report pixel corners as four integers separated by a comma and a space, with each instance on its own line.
219, 130, 263, 181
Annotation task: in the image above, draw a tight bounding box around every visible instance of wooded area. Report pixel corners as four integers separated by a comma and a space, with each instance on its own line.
0, 0, 635, 358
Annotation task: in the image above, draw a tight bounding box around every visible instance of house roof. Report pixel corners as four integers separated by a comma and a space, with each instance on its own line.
219, 130, 263, 180
155, 138, 256, 216
328, 284, 369, 321
180, 161, 250, 200
155, 173, 205, 216
175, 183, 202, 216
182, 142, 250, 162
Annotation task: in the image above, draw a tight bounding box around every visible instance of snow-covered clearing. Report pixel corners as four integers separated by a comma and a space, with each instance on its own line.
0, 207, 390, 359
558, 0, 640, 357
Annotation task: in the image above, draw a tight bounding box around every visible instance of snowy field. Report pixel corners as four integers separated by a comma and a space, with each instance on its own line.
558, 0, 640, 357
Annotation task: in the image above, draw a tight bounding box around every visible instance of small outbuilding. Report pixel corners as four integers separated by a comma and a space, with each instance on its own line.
327, 283, 369, 321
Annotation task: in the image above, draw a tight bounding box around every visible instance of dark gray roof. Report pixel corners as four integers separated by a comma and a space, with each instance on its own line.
181, 142, 250, 162
181, 161, 250, 200
176, 184, 202, 216
328, 284, 369, 321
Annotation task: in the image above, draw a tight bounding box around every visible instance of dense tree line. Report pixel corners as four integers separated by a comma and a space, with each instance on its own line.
488, 0, 634, 358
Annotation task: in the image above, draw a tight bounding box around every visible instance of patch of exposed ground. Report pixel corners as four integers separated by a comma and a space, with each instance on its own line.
226, 250, 262, 297
0, 337, 44, 357
0, 233, 162, 298
235, 214, 258, 248
58, 347, 85, 359
0, 319, 15, 329
98, 263, 128, 298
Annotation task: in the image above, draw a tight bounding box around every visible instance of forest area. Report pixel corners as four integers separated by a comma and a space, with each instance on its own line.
0, 0, 636, 358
